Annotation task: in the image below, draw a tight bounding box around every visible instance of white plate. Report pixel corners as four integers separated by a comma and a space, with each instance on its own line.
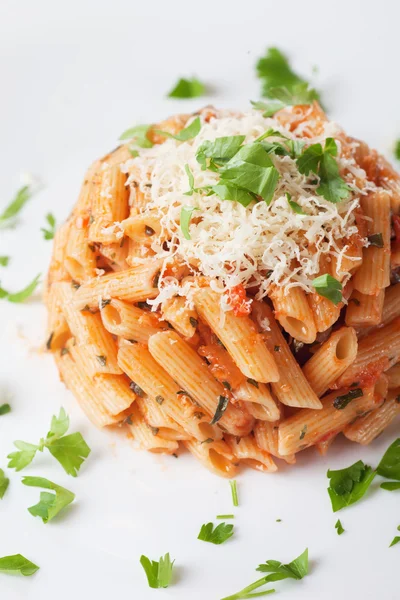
0, 1, 399, 598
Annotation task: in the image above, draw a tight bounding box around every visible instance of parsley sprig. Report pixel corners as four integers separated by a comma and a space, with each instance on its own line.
140, 553, 175, 588
296, 138, 351, 204
119, 124, 153, 148
154, 117, 201, 142
198, 522, 234, 545
41, 213, 56, 240
8, 407, 90, 477
221, 548, 309, 600
22, 476, 75, 523
0, 274, 41, 303
167, 77, 205, 99
0, 184, 36, 228
0, 468, 9, 499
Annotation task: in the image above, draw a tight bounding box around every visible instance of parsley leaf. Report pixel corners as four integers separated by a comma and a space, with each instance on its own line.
394, 140, 400, 160
167, 77, 205, 99
0, 274, 41, 303
198, 522, 234, 545
327, 460, 376, 512
390, 526, 400, 548
335, 519, 345, 535
0, 185, 35, 227
0, 403, 11, 415
333, 388, 363, 410
377, 438, 400, 481
196, 136, 246, 170
297, 138, 350, 204
0, 256, 10, 267
230, 480, 239, 507
251, 99, 287, 118
22, 476, 75, 523
41, 213, 56, 240
0, 468, 10, 499
180, 206, 199, 240
381, 482, 400, 491
219, 143, 280, 204
217, 514, 235, 519
119, 124, 153, 148
312, 274, 342, 305
154, 117, 201, 142
8, 407, 90, 476
367, 233, 384, 248
212, 184, 255, 207
221, 549, 308, 600
140, 553, 175, 588
0, 554, 39, 576
286, 192, 304, 214
257, 47, 320, 101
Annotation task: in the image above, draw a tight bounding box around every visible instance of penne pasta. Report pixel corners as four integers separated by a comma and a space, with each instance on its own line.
302, 327, 358, 397
126, 402, 179, 454
232, 380, 280, 422
225, 434, 277, 473
345, 290, 385, 327
252, 301, 322, 409
344, 389, 400, 445
194, 288, 279, 383
254, 420, 296, 464
101, 299, 168, 343
184, 439, 237, 478
270, 285, 317, 344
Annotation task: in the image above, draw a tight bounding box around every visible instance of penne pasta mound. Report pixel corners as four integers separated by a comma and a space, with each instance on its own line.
45, 104, 400, 477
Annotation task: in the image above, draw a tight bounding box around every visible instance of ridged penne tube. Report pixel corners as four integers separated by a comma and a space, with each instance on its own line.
242, 401, 278, 421
254, 421, 296, 464
46, 289, 71, 351
47, 220, 71, 284
387, 363, 400, 388
135, 396, 190, 441
270, 285, 317, 344
353, 190, 391, 294
336, 317, 400, 387
232, 380, 280, 422
184, 439, 238, 478
98, 241, 129, 272
252, 301, 322, 409
345, 290, 385, 327
101, 299, 167, 343
359, 284, 400, 338
225, 435, 277, 473
315, 435, 337, 456
68, 339, 122, 378
117, 344, 222, 442
100, 144, 132, 167
64, 225, 97, 282
126, 402, 179, 454
72, 161, 100, 216
302, 327, 358, 397
194, 288, 279, 383
55, 350, 122, 427
161, 297, 198, 338
88, 164, 129, 244
121, 214, 162, 245
308, 291, 340, 333
148, 331, 254, 436
72, 261, 163, 310
344, 389, 400, 445
278, 387, 378, 456
53, 282, 121, 375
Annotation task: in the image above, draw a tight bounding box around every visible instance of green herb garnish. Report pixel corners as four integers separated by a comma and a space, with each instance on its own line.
140, 553, 175, 588
0, 274, 41, 303
180, 205, 199, 240
286, 192, 304, 214
0, 469, 10, 499
7, 407, 90, 477
335, 519, 345, 535
390, 526, 400, 548
210, 395, 229, 425
154, 117, 201, 142
168, 77, 205, 99
312, 274, 342, 305
22, 476, 75, 523
41, 213, 56, 240
0, 256, 10, 267
221, 548, 309, 600
327, 460, 375, 512
0, 554, 39, 576
333, 388, 363, 410
377, 438, 400, 481
119, 124, 153, 148
367, 233, 384, 248
0, 403, 11, 415
217, 514, 235, 519
196, 136, 246, 170
230, 480, 239, 507
198, 522, 234, 545
381, 482, 400, 491
0, 185, 36, 227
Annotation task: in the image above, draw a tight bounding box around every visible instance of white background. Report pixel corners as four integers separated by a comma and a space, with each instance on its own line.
0, 1, 399, 598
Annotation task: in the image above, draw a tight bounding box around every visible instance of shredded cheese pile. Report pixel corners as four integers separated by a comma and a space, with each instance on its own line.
121, 110, 367, 309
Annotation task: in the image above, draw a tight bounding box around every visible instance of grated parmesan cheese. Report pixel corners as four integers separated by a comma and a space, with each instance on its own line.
121, 109, 368, 310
